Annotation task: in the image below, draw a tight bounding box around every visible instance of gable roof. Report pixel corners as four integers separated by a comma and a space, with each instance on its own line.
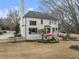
1, 18, 15, 26
24, 11, 58, 20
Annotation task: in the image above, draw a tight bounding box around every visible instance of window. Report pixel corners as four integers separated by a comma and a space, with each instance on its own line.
47, 28, 50, 33
52, 28, 55, 33
41, 19, 43, 24
29, 28, 37, 34
56, 28, 58, 31
52, 28, 58, 32
30, 21, 36, 25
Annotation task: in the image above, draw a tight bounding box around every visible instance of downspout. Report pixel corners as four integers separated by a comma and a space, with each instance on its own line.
50, 20, 52, 33
25, 18, 27, 40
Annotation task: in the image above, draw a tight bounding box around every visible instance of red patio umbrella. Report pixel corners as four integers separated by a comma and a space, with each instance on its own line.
47, 33, 57, 37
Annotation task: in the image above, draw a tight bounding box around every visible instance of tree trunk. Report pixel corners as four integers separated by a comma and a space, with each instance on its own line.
42, 34, 44, 40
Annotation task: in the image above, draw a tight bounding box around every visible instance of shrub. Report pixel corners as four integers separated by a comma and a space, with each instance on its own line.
3, 30, 7, 33
38, 29, 47, 40
70, 45, 79, 50
14, 23, 20, 36
0, 31, 3, 35
69, 37, 76, 41
14, 33, 21, 37
0, 32, 3, 35
17, 34, 21, 37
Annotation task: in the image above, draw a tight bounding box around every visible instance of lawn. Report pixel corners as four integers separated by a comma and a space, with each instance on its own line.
0, 41, 79, 59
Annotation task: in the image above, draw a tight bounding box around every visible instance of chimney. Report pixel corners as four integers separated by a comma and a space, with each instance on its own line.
20, 0, 24, 18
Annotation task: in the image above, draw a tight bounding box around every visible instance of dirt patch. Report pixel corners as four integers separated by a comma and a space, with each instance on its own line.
0, 41, 79, 59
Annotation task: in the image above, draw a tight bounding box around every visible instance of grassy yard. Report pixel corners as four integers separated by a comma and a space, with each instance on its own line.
0, 41, 79, 59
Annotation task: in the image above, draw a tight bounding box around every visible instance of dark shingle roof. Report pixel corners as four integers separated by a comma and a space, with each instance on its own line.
24, 11, 58, 20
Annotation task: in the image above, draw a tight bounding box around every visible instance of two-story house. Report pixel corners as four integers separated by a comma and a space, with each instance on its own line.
20, 11, 59, 40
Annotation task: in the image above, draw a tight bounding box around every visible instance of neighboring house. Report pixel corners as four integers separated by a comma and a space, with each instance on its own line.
1, 18, 15, 30
20, 11, 59, 40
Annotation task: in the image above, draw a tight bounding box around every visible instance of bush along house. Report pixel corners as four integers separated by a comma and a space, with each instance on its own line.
20, 11, 59, 40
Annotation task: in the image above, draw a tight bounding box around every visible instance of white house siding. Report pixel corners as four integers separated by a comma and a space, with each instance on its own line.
20, 19, 24, 37
26, 18, 43, 40
27, 34, 42, 40
20, 17, 59, 40
20, 18, 26, 37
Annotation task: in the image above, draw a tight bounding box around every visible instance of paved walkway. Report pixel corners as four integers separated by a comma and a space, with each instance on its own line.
0, 31, 14, 40
0, 31, 25, 42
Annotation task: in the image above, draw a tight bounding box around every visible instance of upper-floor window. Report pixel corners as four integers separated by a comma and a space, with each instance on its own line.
41, 19, 43, 24
30, 21, 36, 25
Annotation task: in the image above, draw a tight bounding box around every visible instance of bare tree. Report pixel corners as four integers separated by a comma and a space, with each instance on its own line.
7, 9, 19, 23
40, 0, 79, 34
7, 9, 20, 42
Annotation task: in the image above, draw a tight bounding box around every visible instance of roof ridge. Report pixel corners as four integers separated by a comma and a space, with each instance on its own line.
24, 11, 58, 20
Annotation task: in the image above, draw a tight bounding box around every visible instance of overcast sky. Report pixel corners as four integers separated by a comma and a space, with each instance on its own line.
0, 0, 39, 18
